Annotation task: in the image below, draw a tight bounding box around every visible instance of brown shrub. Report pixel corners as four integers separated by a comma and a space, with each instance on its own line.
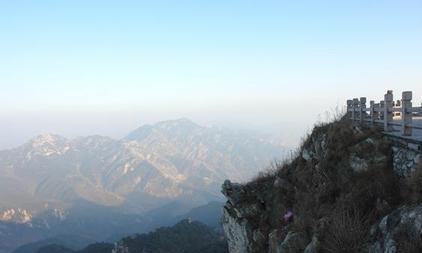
321, 207, 369, 253
243, 116, 404, 252
400, 163, 422, 204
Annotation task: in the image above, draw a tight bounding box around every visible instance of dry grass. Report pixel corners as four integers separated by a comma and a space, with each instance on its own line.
400, 163, 422, 204
238, 115, 411, 252
322, 207, 369, 253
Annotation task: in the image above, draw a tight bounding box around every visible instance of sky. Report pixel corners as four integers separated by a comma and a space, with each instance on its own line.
1, 0, 422, 149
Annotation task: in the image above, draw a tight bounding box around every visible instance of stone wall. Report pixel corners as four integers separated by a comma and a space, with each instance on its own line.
392, 146, 421, 177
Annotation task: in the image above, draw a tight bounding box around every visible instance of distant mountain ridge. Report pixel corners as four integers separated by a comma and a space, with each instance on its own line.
113, 219, 228, 253
0, 118, 287, 253
0, 118, 287, 217
31, 220, 227, 253
11, 201, 225, 253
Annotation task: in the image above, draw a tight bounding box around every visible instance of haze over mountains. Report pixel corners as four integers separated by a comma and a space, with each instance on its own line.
0, 118, 288, 253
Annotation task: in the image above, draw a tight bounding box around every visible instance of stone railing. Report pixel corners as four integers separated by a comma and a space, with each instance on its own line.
347, 90, 422, 137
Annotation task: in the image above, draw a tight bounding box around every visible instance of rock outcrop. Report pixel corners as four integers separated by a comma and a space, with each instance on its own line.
222, 119, 422, 253
369, 205, 422, 253
221, 180, 267, 253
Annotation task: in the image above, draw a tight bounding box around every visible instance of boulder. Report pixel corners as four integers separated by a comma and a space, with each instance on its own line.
268, 229, 308, 253
304, 236, 320, 253
222, 180, 245, 206
222, 206, 252, 253
268, 229, 284, 253
369, 205, 422, 253
349, 155, 369, 172
302, 149, 312, 161
277, 231, 308, 253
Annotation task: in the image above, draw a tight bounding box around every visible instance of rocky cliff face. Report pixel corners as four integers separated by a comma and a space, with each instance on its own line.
222, 119, 422, 253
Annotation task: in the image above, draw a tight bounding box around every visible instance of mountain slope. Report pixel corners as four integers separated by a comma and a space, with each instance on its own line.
0, 118, 287, 253
113, 219, 228, 253
31, 220, 226, 253
221, 118, 422, 253
12, 200, 226, 253
0, 119, 287, 217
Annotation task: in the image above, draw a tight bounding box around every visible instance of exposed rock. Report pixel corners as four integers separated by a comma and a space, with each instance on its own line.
222, 206, 252, 253
348, 137, 389, 173
277, 231, 308, 253
304, 236, 320, 253
369, 205, 422, 253
0, 208, 32, 223
349, 155, 369, 172
252, 229, 266, 244
233, 202, 263, 218
301, 133, 328, 162
222, 180, 245, 206
302, 149, 312, 161
268, 229, 284, 253
268, 229, 308, 253
222, 118, 422, 253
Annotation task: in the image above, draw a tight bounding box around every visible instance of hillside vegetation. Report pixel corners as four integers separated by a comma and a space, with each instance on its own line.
33, 219, 227, 253
116, 219, 228, 253
222, 117, 422, 253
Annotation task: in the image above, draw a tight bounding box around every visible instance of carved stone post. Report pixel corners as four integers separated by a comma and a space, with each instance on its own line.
380, 100, 385, 119
402, 91, 412, 136
384, 90, 393, 132
360, 97, 367, 124
370, 100, 375, 125
352, 98, 359, 121
347, 100, 353, 119
375, 103, 380, 122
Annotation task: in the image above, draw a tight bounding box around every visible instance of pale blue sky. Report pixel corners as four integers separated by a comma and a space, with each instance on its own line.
1, 1, 422, 148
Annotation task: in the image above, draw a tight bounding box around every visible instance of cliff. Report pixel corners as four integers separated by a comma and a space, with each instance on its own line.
222, 118, 422, 253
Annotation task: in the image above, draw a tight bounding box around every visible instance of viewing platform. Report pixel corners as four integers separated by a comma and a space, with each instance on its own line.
347, 90, 422, 151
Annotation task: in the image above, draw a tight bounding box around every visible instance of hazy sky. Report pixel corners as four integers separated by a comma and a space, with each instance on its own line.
1, 1, 422, 149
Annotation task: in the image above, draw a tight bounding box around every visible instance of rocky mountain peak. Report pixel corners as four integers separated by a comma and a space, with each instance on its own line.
30, 134, 67, 146
156, 118, 200, 129
221, 118, 422, 253
26, 134, 70, 158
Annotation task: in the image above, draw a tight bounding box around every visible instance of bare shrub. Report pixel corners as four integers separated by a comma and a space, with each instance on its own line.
401, 163, 422, 204
322, 207, 369, 253
316, 105, 347, 126
247, 160, 280, 185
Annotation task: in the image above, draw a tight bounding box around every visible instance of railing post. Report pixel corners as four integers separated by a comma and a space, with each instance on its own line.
347, 100, 353, 119
380, 100, 385, 128
352, 98, 359, 121
402, 91, 412, 136
360, 97, 366, 124
370, 100, 375, 125
384, 90, 393, 132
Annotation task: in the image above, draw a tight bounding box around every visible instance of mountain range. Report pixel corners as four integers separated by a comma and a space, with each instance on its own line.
0, 118, 288, 253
